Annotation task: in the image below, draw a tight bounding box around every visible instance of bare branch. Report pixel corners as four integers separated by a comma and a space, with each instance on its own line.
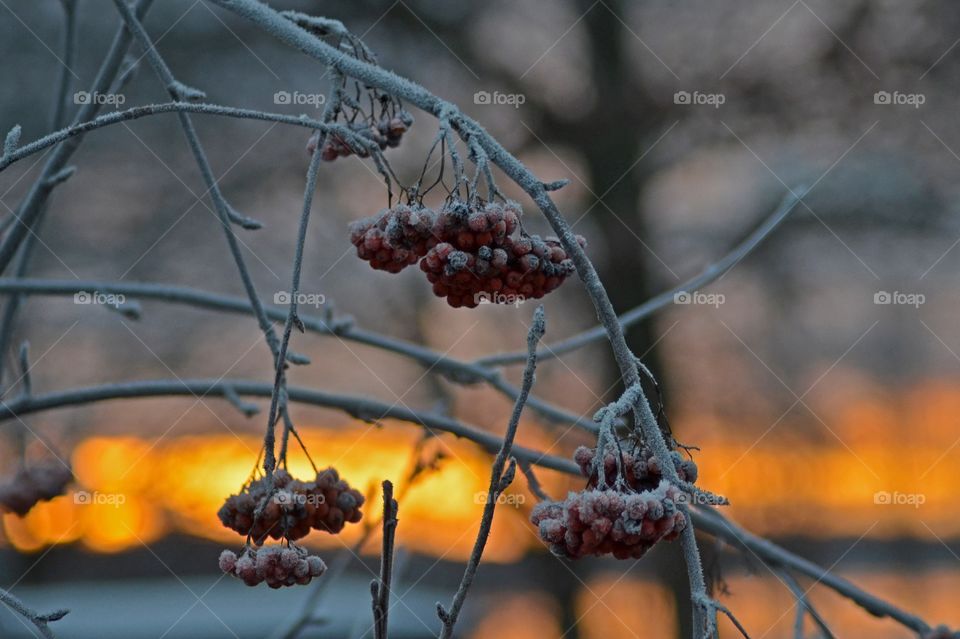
438, 306, 545, 639
0, 587, 68, 639
0, 0, 156, 275
475, 188, 807, 367
371, 480, 399, 639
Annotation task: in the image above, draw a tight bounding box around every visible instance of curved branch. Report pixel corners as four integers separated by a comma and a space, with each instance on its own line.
0, 102, 375, 172
476, 188, 806, 367
693, 506, 930, 635
0, 277, 598, 432
0, 377, 578, 475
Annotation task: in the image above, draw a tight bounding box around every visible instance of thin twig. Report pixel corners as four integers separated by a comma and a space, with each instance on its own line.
0, 0, 80, 387
267, 87, 337, 472
0, 277, 600, 432
437, 306, 545, 639
371, 480, 399, 639
0, 587, 68, 639
778, 569, 836, 639
475, 188, 807, 367
111, 0, 311, 477
0, 0, 156, 275
0, 101, 375, 172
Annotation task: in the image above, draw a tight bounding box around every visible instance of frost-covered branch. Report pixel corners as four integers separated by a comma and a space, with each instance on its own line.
371, 480, 398, 639
0, 0, 155, 275
0, 102, 376, 172
0, 587, 68, 639
694, 506, 930, 635
778, 569, 835, 639
111, 0, 316, 476
438, 306, 544, 639
476, 188, 807, 367
0, 278, 599, 432
199, 3, 712, 631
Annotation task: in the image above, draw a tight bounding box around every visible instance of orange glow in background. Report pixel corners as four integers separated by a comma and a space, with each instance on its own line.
3, 379, 960, 636
1, 424, 555, 560
4, 379, 960, 552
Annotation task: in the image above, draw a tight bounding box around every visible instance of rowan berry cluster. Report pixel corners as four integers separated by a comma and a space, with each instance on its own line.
217, 467, 364, 545
349, 200, 584, 307
312, 111, 413, 161
530, 444, 697, 560
219, 545, 326, 589
531, 481, 687, 560
0, 461, 73, 516
573, 444, 698, 491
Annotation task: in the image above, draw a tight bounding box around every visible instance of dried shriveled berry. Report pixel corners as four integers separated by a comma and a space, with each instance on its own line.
317, 110, 414, 161
0, 461, 73, 516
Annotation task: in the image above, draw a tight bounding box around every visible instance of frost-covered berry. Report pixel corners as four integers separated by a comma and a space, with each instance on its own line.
350, 198, 586, 308
219, 549, 238, 573
349, 205, 437, 274
220, 545, 328, 588
531, 443, 698, 560
531, 481, 687, 560
573, 444, 698, 492
217, 467, 364, 543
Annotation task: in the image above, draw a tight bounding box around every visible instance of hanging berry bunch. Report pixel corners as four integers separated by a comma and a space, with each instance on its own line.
217, 467, 364, 544
295, 17, 413, 163
219, 545, 326, 589
0, 459, 73, 516
217, 465, 364, 588
350, 199, 583, 307
530, 444, 697, 560
347, 120, 587, 309
313, 109, 413, 162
